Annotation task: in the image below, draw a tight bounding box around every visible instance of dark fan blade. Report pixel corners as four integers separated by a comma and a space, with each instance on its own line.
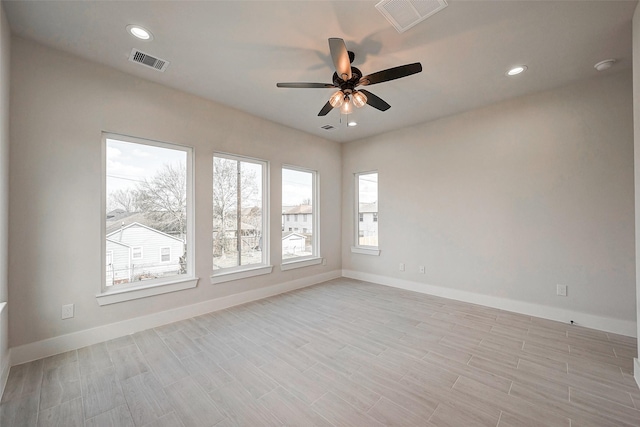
276, 82, 336, 88
318, 101, 334, 116
358, 63, 422, 86
328, 38, 352, 81
359, 89, 390, 111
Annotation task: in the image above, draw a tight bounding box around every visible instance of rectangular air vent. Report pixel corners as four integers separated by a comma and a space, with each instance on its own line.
376, 0, 448, 33
128, 48, 170, 72
320, 125, 336, 131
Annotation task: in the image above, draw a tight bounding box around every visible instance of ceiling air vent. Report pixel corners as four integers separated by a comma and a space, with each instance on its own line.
128, 48, 170, 72
376, 0, 448, 33
320, 125, 336, 131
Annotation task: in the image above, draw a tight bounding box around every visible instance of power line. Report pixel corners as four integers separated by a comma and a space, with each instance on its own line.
107, 174, 146, 183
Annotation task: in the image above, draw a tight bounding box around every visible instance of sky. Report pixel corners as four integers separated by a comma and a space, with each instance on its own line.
106, 138, 186, 195
282, 168, 312, 206
358, 172, 378, 204
108, 137, 375, 210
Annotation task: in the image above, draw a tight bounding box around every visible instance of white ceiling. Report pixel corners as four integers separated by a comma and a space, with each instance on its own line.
3, 0, 637, 143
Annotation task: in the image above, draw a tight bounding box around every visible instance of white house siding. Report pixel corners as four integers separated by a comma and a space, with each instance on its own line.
359, 212, 378, 246
283, 213, 313, 232
107, 224, 184, 280
105, 239, 131, 286
282, 233, 306, 255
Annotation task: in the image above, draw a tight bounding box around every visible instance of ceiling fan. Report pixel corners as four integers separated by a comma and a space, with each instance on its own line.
276, 38, 422, 116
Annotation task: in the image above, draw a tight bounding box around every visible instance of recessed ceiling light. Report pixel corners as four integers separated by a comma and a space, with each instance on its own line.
347, 121, 357, 127
594, 59, 616, 72
126, 25, 153, 41
506, 65, 527, 76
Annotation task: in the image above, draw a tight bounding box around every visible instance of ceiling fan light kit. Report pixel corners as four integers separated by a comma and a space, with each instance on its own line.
276, 38, 422, 119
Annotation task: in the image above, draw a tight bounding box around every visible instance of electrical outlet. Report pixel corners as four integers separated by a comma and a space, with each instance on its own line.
322, 258, 326, 266
399, 263, 405, 272
419, 266, 425, 274
556, 284, 567, 297
61, 304, 74, 320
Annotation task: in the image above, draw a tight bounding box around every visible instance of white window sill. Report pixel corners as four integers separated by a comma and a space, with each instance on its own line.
280, 257, 323, 271
96, 277, 199, 306
351, 246, 381, 256
210, 265, 273, 284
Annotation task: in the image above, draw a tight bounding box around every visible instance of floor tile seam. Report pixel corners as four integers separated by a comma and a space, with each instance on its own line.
569, 384, 640, 411
568, 344, 621, 361
502, 382, 609, 425
569, 388, 640, 426
364, 394, 383, 413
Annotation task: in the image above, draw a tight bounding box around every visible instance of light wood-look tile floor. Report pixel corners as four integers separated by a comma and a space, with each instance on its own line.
2, 278, 639, 426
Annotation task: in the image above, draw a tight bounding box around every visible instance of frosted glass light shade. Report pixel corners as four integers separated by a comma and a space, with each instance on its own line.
329, 91, 345, 108
352, 91, 367, 108
340, 99, 353, 114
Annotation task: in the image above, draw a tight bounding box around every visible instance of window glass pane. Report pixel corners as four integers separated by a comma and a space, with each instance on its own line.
213, 155, 264, 270
357, 172, 378, 247
282, 168, 314, 260
106, 138, 188, 287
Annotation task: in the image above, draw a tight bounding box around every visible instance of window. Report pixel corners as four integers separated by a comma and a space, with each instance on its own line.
355, 171, 378, 248
160, 247, 171, 262
132, 246, 143, 260
212, 153, 270, 280
282, 166, 319, 266
101, 133, 196, 305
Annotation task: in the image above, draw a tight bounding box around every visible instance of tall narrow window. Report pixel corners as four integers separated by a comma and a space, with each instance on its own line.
104, 134, 192, 291
213, 154, 268, 272
356, 171, 378, 248
282, 166, 318, 263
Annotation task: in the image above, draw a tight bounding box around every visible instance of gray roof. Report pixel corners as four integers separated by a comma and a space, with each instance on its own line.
359, 201, 378, 213
283, 205, 312, 215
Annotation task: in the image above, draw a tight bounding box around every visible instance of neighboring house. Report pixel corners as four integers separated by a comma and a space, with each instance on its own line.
106, 222, 185, 285
282, 205, 312, 233
282, 232, 308, 258
359, 201, 378, 246
105, 239, 132, 285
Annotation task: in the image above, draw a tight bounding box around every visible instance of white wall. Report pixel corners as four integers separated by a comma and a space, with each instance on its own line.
8, 37, 341, 352
632, 1, 640, 385
0, 2, 11, 391
343, 70, 636, 335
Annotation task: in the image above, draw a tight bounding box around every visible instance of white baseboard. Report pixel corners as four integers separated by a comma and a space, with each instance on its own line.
635, 358, 640, 389
0, 302, 8, 401
9, 270, 341, 366
342, 270, 637, 338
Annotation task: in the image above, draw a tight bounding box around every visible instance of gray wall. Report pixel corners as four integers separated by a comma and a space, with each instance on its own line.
0, 2, 10, 387
8, 37, 342, 348
343, 70, 635, 328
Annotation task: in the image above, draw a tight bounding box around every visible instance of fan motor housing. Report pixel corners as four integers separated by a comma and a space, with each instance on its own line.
333, 67, 363, 91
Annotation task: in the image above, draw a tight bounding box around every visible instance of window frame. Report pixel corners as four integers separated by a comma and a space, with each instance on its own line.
160, 246, 171, 263
131, 246, 143, 260
352, 170, 380, 256
211, 152, 272, 284
99, 132, 198, 306
281, 164, 321, 270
